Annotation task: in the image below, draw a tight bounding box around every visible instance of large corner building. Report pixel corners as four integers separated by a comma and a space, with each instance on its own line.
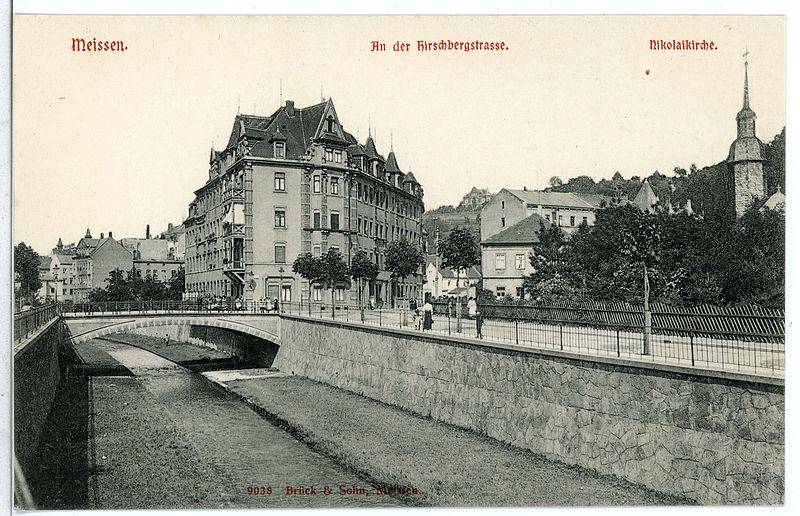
184, 98, 425, 305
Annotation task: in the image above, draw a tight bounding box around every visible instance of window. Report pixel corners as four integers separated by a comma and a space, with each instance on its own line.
558, 215, 563, 226
313, 175, 321, 193
496, 287, 506, 297
501, 200, 505, 209
313, 245, 321, 257
325, 148, 333, 162
331, 178, 339, 195
501, 217, 506, 227
330, 212, 340, 230
334, 150, 342, 164
582, 216, 588, 224
515, 253, 525, 270
313, 285, 322, 301
334, 287, 346, 302
281, 285, 292, 302
313, 211, 321, 229
495, 253, 506, 270
274, 172, 286, 191
275, 244, 286, 264
545, 214, 550, 221
274, 142, 286, 158
516, 287, 524, 298
275, 209, 286, 228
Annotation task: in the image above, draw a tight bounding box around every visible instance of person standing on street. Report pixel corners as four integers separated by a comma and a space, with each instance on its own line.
467, 297, 477, 319
422, 300, 434, 331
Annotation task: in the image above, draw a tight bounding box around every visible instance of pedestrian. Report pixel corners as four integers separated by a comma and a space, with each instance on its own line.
447, 298, 455, 319
422, 299, 434, 331
272, 297, 280, 313
369, 295, 376, 310
235, 296, 243, 311
259, 297, 266, 313
165, 334, 171, 346
475, 310, 483, 339
467, 296, 477, 319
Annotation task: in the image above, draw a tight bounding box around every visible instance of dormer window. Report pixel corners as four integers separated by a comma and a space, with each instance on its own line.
334, 150, 342, 164
274, 142, 286, 158
326, 116, 334, 133
325, 148, 333, 162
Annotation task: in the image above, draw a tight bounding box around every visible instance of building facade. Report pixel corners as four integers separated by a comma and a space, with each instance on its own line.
481, 214, 549, 299
423, 256, 481, 299
122, 238, 184, 281
158, 223, 186, 260
73, 231, 134, 302
728, 59, 766, 217
458, 186, 494, 209
481, 188, 611, 241
184, 98, 425, 305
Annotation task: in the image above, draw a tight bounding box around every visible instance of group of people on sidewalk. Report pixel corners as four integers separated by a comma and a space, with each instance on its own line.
409, 296, 483, 338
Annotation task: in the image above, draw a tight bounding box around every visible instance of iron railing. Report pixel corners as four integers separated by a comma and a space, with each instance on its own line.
13, 303, 60, 343
283, 300, 784, 379
54, 299, 785, 378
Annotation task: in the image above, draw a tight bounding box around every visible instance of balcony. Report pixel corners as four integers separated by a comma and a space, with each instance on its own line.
222, 222, 246, 237
223, 187, 244, 202
223, 259, 244, 272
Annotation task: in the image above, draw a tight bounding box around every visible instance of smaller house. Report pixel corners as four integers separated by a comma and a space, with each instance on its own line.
761, 189, 785, 212
481, 213, 550, 299
424, 257, 481, 299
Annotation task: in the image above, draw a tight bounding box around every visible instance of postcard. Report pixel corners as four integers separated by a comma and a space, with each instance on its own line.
10, 14, 786, 511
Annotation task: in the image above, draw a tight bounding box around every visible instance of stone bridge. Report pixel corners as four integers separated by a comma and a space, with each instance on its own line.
62, 312, 281, 346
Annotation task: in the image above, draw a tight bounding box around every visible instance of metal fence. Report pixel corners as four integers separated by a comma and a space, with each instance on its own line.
52, 298, 784, 379
13, 304, 60, 344
283, 300, 784, 379
62, 299, 282, 315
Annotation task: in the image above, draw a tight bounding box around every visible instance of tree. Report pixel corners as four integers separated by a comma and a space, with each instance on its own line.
437, 226, 480, 289
14, 242, 42, 306
350, 249, 379, 306
384, 238, 424, 305
293, 252, 323, 302
318, 248, 351, 304
167, 267, 185, 300
548, 176, 563, 188
292, 250, 350, 304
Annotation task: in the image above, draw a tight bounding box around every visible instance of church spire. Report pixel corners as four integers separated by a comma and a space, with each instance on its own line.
742, 48, 750, 110
735, 51, 756, 139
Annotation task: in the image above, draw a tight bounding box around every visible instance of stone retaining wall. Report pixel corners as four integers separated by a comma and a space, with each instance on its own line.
14, 320, 63, 475
274, 316, 784, 505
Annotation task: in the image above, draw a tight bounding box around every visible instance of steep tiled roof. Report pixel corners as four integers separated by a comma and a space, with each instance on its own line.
507, 189, 599, 210
633, 180, 660, 213
385, 151, 401, 173
38, 256, 52, 269
364, 136, 385, 161
348, 143, 367, 156
403, 172, 418, 184
482, 214, 550, 246
440, 266, 481, 279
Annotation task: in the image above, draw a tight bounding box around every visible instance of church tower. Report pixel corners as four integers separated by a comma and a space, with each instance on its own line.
727, 54, 765, 217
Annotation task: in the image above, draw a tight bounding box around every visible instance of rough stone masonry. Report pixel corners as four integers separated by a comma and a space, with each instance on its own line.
274, 317, 784, 505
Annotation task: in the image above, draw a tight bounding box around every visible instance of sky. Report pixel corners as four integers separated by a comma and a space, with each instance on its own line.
12, 15, 786, 255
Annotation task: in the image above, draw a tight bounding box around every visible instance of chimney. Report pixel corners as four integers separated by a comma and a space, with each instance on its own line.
108, 231, 113, 239
285, 100, 295, 116
100, 232, 105, 239
168, 223, 173, 231
146, 224, 151, 239
523, 186, 528, 191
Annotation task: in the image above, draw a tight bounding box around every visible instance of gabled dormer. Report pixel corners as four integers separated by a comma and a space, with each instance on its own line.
313, 98, 348, 147
269, 127, 288, 158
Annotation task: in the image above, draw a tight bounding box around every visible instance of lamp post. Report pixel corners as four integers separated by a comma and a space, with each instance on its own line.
53, 264, 59, 304
278, 266, 285, 313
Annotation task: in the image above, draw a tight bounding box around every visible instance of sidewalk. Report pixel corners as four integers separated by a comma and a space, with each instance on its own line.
201, 369, 688, 507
